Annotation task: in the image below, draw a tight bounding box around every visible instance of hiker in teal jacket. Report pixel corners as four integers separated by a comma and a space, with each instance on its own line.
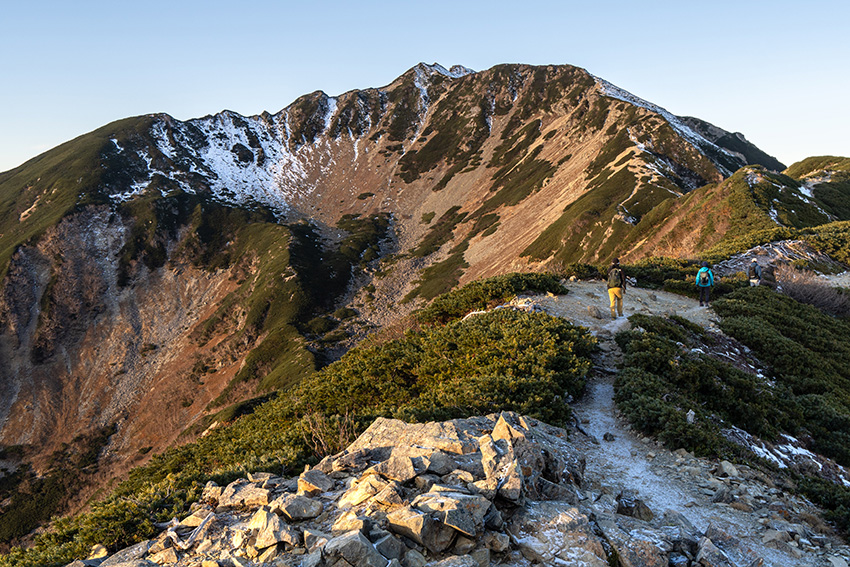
696, 261, 714, 307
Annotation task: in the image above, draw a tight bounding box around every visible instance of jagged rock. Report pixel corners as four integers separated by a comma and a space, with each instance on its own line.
100, 541, 153, 566
147, 547, 178, 565
404, 549, 428, 567
596, 513, 667, 567
411, 490, 492, 537
303, 528, 331, 552
828, 557, 850, 567
482, 531, 510, 553
508, 501, 608, 566
374, 534, 407, 560
200, 560, 220, 567
339, 475, 389, 508
331, 448, 375, 474
270, 493, 324, 521
386, 506, 456, 553
367, 454, 419, 483
658, 510, 700, 557
373, 481, 406, 508
453, 535, 476, 554
345, 417, 489, 459
249, 508, 301, 549
603, 432, 616, 442
181, 505, 214, 527
302, 550, 323, 567
258, 543, 284, 563
426, 451, 459, 476
478, 435, 523, 502
616, 489, 654, 521
717, 460, 740, 478
216, 480, 271, 510
323, 531, 387, 567
415, 474, 441, 493
332, 511, 372, 534
299, 468, 335, 496
588, 305, 604, 319
65, 561, 104, 567
695, 537, 732, 566
704, 524, 763, 566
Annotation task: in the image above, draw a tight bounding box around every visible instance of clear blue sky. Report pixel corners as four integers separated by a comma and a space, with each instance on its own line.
2, 0, 848, 173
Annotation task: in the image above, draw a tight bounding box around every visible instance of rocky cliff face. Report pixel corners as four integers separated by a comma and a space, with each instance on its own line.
66, 413, 850, 567
0, 207, 244, 477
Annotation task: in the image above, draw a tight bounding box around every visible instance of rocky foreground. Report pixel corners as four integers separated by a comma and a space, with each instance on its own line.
66, 413, 850, 567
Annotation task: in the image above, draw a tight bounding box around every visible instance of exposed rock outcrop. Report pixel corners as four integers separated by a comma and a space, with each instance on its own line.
72, 412, 850, 567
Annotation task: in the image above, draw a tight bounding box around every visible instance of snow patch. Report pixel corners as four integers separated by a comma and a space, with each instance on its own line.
596, 77, 736, 176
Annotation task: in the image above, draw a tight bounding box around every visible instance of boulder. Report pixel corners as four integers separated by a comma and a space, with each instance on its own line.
704, 524, 762, 566
479, 436, 523, 502
298, 468, 335, 496
374, 534, 407, 560
483, 531, 510, 553
250, 509, 301, 549
367, 454, 419, 483
339, 474, 389, 508
270, 493, 324, 521
100, 541, 153, 566
386, 506, 456, 553
717, 460, 739, 478
508, 501, 608, 566
216, 480, 271, 510
426, 451, 459, 476
596, 513, 667, 567
412, 491, 491, 537
616, 489, 654, 521
323, 531, 387, 567
147, 547, 178, 565
303, 528, 331, 552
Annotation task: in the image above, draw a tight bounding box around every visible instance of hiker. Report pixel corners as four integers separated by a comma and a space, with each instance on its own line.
607, 258, 627, 319
760, 262, 777, 289
696, 261, 714, 307
748, 259, 762, 286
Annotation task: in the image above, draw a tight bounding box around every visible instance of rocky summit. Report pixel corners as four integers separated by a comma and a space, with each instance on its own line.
65, 412, 850, 567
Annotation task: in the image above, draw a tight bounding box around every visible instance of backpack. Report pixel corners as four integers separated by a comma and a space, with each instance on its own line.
698, 269, 710, 286
608, 268, 622, 288
748, 264, 759, 279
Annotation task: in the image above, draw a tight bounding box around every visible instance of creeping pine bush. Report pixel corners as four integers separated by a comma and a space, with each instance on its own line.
614, 314, 783, 458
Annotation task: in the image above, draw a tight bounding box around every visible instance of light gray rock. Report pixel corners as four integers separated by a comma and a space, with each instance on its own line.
367, 454, 419, 483
426, 557, 478, 567
596, 513, 667, 567
303, 528, 331, 552
100, 542, 153, 566
270, 493, 324, 521
323, 531, 387, 567
718, 460, 740, 478
298, 468, 335, 496
508, 501, 607, 566
482, 531, 510, 553
216, 480, 271, 510
339, 474, 388, 508
412, 490, 491, 537
386, 506, 456, 554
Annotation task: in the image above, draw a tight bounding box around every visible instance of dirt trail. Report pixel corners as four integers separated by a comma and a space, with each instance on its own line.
512, 281, 848, 566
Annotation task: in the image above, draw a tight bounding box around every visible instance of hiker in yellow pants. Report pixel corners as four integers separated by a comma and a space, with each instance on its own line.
607, 258, 626, 318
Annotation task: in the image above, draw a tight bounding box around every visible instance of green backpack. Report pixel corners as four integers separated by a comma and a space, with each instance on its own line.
608, 268, 623, 288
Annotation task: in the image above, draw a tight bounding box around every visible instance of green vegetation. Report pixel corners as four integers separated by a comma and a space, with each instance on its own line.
0, 305, 594, 567
420, 211, 436, 224
410, 207, 467, 257
616, 290, 850, 532
615, 315, 779, 457
785, 156, 850, 179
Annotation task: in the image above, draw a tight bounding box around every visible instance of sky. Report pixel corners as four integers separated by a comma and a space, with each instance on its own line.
1, 0, 848, 173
